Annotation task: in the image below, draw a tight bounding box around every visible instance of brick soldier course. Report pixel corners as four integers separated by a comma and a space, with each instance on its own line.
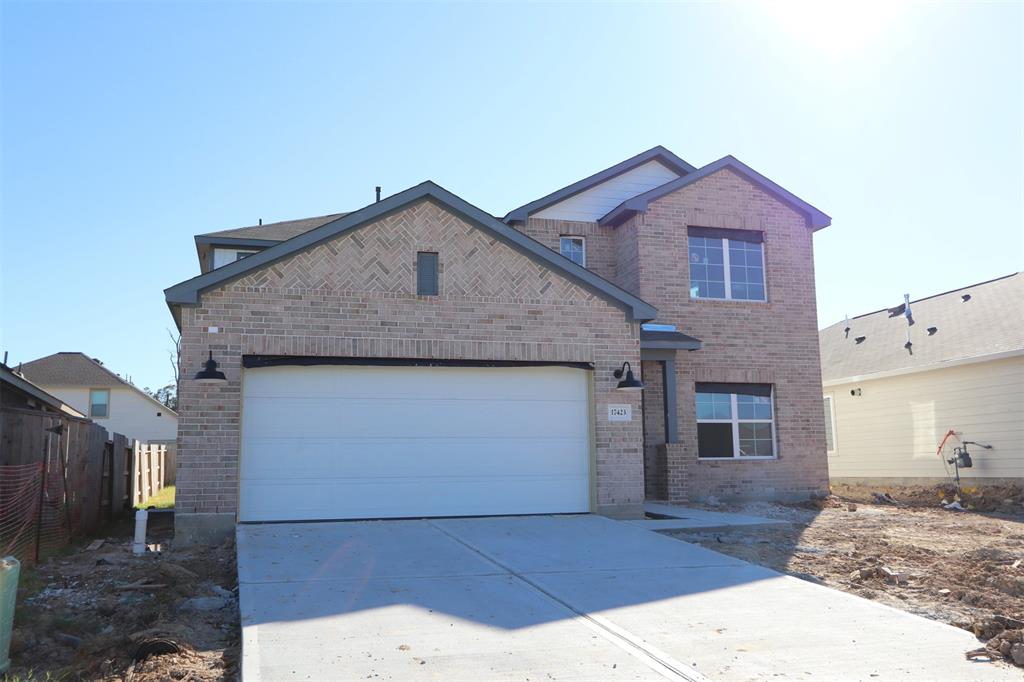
166, 147, 832, 542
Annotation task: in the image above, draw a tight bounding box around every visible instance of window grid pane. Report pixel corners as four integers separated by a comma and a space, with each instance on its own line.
560, 238, 585, 267
689, 236, 726, 298
727, 240, 765, 301
697, 386, 774, 458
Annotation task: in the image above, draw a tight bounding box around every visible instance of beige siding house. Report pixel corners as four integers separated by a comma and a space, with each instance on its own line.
820, 273, 1024, 485
20, 352, 178, 444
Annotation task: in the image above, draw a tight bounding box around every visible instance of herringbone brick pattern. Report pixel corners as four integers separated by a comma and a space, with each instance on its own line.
236, 201, 599, 304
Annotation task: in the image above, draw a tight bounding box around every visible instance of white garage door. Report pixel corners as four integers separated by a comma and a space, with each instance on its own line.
239, 364, 591, 521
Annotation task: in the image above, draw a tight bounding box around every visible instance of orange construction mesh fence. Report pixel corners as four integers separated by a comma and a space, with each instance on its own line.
0, 461, 71, 566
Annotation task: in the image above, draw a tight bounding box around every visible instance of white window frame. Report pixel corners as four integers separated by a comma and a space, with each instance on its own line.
823, 393, 837, 455
689, 236, 767, 302
559, 236, 586, 267
89, 388, 110, 419
696, 389, 778, 460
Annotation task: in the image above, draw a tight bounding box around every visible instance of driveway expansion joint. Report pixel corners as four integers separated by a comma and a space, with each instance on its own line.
426, 520, 711, 682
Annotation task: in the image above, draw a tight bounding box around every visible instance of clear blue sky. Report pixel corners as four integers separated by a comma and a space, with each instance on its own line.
2, 2, 1021, 391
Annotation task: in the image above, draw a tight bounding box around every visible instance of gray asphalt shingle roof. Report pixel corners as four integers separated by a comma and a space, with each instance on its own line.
20, 352, 132, 388
200, 213, 349, 241
819, 273, 1024, 383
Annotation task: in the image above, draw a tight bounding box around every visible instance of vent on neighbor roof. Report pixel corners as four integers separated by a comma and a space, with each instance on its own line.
962, 294, 972, 302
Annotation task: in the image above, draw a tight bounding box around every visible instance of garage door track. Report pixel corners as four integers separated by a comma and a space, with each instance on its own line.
237, 515, 1015, 681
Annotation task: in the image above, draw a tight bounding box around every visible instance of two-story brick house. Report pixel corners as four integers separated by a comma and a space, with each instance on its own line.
165, 146, 831, 543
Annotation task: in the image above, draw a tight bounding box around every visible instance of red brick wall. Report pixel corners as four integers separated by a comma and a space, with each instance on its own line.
636, 168, 829, 502
175, 200, 644, 519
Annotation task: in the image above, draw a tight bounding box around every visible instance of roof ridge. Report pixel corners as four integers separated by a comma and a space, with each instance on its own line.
836, 272, 1023, 324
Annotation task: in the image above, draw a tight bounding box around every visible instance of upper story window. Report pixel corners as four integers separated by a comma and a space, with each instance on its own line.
89, 388, 110, 418
696, 383, 775, 459
559, 236, 586, 267
235, 250, 258, 261
688, 227, 765, 301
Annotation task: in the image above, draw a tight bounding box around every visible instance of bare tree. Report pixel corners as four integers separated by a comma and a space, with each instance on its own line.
167, 328, 181, 383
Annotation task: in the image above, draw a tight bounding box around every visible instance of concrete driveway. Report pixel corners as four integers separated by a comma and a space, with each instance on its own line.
238, 515, 1014, 681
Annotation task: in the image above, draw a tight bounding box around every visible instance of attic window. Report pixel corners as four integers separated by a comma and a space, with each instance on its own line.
416, 252, 439, 296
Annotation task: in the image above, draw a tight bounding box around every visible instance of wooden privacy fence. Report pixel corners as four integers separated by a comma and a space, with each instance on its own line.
132, 442, 168, 507
0, 406, 174, 565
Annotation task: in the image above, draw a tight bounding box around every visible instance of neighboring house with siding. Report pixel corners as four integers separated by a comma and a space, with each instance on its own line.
165, 145, 832, 543
1, 362, 85, 417
820, 273, 1024, 486
19, 352, 178, 443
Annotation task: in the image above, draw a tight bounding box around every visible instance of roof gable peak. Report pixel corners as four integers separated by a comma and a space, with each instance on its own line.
503, 146, 697, 224
165, 180, 657, 322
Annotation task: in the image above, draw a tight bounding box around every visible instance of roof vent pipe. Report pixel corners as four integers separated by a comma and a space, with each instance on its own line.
259, 218, 262, 225
375, 186, 382, 203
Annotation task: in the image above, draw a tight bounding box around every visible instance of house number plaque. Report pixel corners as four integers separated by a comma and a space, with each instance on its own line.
608, 404, 632, 422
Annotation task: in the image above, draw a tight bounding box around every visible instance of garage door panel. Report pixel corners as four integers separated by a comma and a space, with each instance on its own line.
241, 397, 588, 440
240, 364, 592, 521
241, 438, 590, 480
243, 365, 586, 401
241, 476, 589, 521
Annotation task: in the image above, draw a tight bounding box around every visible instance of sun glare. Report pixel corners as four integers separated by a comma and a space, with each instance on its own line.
755, 0, 909, 58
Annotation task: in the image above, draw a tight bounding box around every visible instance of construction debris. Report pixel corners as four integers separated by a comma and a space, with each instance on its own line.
7, 519, 238, 680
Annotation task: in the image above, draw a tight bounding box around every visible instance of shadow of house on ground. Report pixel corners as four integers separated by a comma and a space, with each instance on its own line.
236, 514, 1017, 681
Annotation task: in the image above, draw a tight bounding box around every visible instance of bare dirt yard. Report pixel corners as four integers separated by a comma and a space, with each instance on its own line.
663, 484, 1024, 670
6, 516, 238, 681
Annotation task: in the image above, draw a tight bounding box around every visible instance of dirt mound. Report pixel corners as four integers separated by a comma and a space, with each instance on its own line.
831, 483, 1024, 513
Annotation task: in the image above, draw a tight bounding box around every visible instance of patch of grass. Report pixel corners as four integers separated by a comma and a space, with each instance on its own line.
137, 484, 175, 510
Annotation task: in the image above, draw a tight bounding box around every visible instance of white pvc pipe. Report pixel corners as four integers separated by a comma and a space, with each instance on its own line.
132, 509, 149, 555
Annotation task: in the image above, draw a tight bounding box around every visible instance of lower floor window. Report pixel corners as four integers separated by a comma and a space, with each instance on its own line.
696, 383, 775, 458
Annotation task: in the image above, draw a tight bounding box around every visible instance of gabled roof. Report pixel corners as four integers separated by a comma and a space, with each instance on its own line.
503, 146, 697, 224
599, 155, 832, 230
20, 352, 179, 415
1, 363, 85, 416
21, 352, 132, 388
820, 273, 1024, 384
165, 181, 658, 322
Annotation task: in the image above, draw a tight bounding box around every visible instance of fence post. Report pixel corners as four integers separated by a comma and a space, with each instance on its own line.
34, 454, 47, 565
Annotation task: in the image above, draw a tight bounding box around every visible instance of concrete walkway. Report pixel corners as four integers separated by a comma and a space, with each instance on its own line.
238, 515, 1016, 681
634, 502, 791, 531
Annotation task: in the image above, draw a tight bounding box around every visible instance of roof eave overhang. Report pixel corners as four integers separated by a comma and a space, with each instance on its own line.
503, 146, 697, 224
166, 182, 658, 322
193, 235, 282, 249
639, 330, 703, 351
598, 156, 831, 231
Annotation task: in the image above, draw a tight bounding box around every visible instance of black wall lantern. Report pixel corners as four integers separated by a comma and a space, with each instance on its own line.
194, 350, 228, 384
613, 361, 644, 392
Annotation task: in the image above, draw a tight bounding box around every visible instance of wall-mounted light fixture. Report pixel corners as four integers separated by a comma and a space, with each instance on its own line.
194, 350, 228, 384
613, 361, 644, 392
